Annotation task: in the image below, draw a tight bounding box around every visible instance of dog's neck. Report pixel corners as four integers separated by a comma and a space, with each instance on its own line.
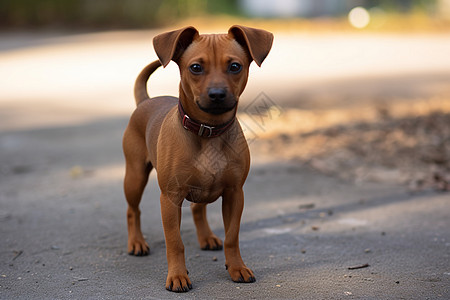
178, 101, 236, 138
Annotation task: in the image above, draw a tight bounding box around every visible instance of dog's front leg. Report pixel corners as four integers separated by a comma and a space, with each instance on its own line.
160, 193, 192, 292
222, 188, 255, 283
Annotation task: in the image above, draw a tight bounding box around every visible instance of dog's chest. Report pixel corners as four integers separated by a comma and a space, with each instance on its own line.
186, 142, 238, 203
195, 142, 228, 177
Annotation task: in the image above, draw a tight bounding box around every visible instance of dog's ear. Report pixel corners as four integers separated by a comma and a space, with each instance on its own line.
153, 27, 199, 67
228, 25, 273, 67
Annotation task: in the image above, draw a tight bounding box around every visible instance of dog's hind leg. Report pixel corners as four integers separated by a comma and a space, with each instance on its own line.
123, 131, 152, 256
191, 203, 223, 251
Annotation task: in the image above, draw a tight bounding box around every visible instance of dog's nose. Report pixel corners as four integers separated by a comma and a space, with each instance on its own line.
208, 88, 227, 103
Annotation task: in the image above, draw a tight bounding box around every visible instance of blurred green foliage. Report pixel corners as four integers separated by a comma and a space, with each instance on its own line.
0, 0, 239, 29
369, 0, 437, 12
0, 0, 440, 30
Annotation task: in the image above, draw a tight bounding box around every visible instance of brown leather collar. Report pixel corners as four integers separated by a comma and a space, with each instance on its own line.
178, 101, 236, 138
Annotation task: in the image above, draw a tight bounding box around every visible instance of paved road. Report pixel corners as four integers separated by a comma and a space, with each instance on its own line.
1, 29, 449, 299
1, 117, 449, 299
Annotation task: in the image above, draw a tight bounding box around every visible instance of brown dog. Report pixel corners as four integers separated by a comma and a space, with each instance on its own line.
122, 25, 273, 292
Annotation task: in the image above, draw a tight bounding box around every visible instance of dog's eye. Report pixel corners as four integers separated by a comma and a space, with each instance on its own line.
228, 62, 242, 74
189, 64, 203, 75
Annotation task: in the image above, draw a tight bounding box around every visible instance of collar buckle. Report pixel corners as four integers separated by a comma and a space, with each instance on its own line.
198, 124, 214, 137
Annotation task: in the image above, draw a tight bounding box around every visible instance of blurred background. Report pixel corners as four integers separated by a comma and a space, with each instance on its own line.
1, 2, 450, 298
1, 0, 450, 30
1, 0, 449, 188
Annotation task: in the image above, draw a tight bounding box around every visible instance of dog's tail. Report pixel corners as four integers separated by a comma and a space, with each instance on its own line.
134, 60, 162, 106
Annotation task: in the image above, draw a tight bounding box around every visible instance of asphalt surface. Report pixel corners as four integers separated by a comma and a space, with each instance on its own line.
1, 29, 450, 299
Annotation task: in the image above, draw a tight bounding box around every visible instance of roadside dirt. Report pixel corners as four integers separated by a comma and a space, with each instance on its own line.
247, 98, 450, 191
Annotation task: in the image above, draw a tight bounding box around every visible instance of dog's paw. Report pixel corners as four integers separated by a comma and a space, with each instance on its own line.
127, 238, 150, 256
199, 235, 223, 251
226, 265, 256, 283
165, 272, 192, 293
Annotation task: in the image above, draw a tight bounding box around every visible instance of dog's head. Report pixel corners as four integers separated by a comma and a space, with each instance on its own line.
153, 25, 273, 124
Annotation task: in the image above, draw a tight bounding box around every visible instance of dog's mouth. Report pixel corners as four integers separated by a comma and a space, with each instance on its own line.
196, 101, 237, 115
